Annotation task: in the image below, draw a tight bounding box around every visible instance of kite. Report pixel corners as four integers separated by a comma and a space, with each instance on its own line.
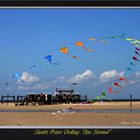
118, 33, 126, 39
129, 61, 140, 68
5, 82, 8, 87
13, 73, 26, 84
130, 62, 135, 66
95, 92, 109, 100
72, 56, 80, 60
125, 38, 140, 44
88, 37, 108, 45
108, 87, 113, 94
44, 55, 59, 65
13, 73, 20, 80
124, 38, 140, 47
5, 82, 9, 91
114, 82, 122, 88
95, 96, 100, 101
59, 47, 79, 60
123, 72, 128, 76
98, 34, 140, 94
89, 38, 96, 40
29, 65, 36, 69
125, 38, 134, 41
101, 92, 106, 97
75, 41, 83, 47
135, 51, 140, 56
108, 87, 120, 94
136, 47, 140, 51
126, 67, 133, 71
132, 56, 139, 61
119, 77, 129, 82
75, 41, 93, 52
132, 44, 140, 48
59, 47, 68, 54
119, 77, 126, 81
99, 33, 126, 39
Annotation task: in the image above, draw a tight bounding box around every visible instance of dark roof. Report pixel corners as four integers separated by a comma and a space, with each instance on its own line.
56, 89, 74, 93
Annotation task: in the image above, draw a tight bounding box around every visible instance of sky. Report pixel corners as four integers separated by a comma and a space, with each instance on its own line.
0, 8, 140, 99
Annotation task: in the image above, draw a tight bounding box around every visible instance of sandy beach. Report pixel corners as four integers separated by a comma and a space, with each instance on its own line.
0, 102, 140, 126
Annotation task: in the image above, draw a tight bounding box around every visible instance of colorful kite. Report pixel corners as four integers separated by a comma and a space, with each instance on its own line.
119, 77, 129, 82
108, 87, 120, 94
13, 73, 26, 84
88, 38, 96, 40
108, 87, 113, 94
124, 38, 140, 48
132, 56, 139, 61
135, 51, 140, 56
130, 62, 135, 66
101, 92, 106, 97
119, 77, 126, 81
95, 96, 100, 101
75, 41, 93, 52
136, 47, 140, 51
126, 67, 133, 71
88, 37, 108, 45
59, 47, 68, 54
44, 55, 59, 65
29, 65, 36, 69
114, 82, 121, 88
126, 38, 140, 44
59, 47, 79, 60
99, 34, 140, 94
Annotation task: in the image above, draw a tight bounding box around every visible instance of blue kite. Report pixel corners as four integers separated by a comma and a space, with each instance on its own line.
44, 55, 59, 65
13, 73, 26, 84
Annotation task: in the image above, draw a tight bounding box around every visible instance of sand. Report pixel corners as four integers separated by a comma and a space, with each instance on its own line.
0, 102, 140, 126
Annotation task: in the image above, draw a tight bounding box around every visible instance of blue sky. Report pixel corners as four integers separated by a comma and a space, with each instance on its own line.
0, 8, 140, 99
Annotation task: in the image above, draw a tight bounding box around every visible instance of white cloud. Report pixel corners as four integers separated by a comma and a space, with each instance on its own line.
17, 72, 39, 84
69, 69, 96, 83
17, 70, 97, 90
100, 70, 123, 82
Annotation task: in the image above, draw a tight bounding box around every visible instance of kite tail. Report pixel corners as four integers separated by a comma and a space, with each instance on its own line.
82, 46, 93, 52
118, 33, 126, 39
114, 90, 120, 93
19, 78, 26, 84
99, 39, 109, 45
72, 56, 80, 60
68, 53, 80, 60
53, 63, 59, 65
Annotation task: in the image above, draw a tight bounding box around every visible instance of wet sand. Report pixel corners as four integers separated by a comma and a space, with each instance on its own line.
0, 102, 140, 126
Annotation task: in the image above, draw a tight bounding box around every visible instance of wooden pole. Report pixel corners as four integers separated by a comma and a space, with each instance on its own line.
7, 94, 9, 105
130, 94, 132, 108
